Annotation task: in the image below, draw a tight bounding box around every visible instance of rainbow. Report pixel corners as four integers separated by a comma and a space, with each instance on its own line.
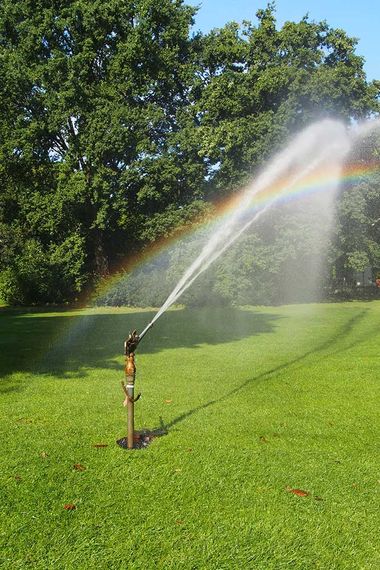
92, 160, 380, 305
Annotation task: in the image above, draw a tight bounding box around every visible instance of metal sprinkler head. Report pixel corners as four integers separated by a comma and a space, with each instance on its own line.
123, 321, 154, 356
118, 321, 155, 450
124, 330, 140, 356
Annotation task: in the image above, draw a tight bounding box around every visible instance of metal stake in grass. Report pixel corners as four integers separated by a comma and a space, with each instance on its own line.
120, 323, 153, 449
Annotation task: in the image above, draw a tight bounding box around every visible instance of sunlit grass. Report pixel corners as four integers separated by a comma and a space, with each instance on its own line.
1, 302, 379, 569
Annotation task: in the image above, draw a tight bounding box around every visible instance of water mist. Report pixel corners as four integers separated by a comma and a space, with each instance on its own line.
140, 119, 356, 337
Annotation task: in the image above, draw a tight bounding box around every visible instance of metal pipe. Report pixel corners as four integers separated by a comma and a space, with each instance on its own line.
120, 323, 153, 450
125, 352, 136, 449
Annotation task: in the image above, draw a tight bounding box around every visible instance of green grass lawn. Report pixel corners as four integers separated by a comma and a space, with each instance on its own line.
1, 302, 379, 569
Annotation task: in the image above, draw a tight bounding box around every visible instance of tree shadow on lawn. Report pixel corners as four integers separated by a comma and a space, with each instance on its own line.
156, 308, 373, 433
0, 305, 373, 401
0, 306, 282, 385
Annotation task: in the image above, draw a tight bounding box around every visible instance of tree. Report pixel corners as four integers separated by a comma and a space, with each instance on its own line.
0, 2, 378, 304
182, 5, 379, 196
332, 129, 380, 290
0, 0, 202, 303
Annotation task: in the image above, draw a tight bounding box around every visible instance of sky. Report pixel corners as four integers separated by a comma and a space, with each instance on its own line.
187, 0, 379, 81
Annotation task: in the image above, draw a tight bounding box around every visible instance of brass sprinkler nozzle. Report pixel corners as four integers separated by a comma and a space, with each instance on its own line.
124, 330, 140, 356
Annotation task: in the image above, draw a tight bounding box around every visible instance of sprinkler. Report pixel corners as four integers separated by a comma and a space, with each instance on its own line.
119, 322, 154, 449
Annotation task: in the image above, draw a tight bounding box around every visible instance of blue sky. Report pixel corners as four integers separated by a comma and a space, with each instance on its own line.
187, 0, 379, 81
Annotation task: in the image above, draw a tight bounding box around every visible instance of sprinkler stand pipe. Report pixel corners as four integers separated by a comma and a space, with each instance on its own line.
125, 352, 136, 449
121, 324, 152, 450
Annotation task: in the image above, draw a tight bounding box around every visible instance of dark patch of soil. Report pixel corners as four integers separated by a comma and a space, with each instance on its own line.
116, 427, 167, 450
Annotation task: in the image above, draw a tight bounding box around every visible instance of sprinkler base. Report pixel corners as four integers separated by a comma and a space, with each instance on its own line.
116, 428, 167, 450
116, 436, 149, 450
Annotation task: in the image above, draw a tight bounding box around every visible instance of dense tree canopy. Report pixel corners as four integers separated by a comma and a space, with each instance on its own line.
0, 1, 379, 304
333, 131, 380, 287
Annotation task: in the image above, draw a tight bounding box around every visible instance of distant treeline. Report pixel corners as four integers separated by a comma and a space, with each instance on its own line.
0, 1, 379, 305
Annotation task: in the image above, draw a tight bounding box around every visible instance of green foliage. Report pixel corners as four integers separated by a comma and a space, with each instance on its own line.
94, 266, 171, 307
0, 269, 24, 305
95, 198, 341, 309
0, 1, 378, 304
332, 131, 380, 286
0, 233, 87, 304
185, 6, 379, 195
0, 0, 199, 302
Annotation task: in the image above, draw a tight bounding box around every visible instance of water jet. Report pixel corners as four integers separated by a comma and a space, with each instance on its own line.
115, 118, 380, 449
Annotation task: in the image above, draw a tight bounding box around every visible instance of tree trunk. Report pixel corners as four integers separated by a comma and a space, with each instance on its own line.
93, 231, 109, 277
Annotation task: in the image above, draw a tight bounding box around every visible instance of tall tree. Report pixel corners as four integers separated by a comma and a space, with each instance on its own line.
182, 5, 379, 195
0, 0, 201, 302
0, 2, 378, 304
333, 130, 380, 287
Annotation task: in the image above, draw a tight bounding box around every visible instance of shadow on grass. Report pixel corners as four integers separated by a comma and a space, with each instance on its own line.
157, 308, 372, 433
0, 305, 374, 405
0, 306, 281, 386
